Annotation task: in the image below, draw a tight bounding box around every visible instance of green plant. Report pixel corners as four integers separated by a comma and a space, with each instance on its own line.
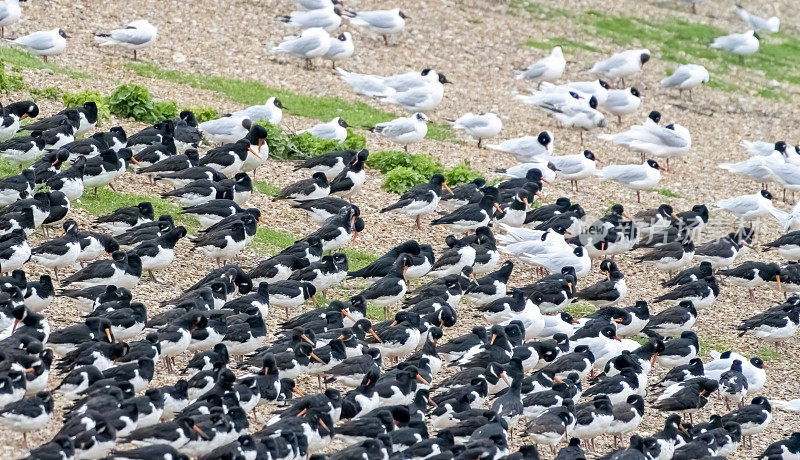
565, 302, 595, 318
261, 122, 294, 160
443, 161, 484, 186
62, 90, 111, 122
382, 166, 427, 193
650, 188, 682, 198
183, 105, 219, 123
0, 62, 24, 94
28, 86, 63, 101
367, 151, 414, 173
155, 100, 178, 121
106, 84, 176, 124
255, 181, 280, 196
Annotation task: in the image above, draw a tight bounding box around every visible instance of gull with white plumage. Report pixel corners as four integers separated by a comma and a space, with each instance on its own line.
369, 113, 428, 151
516, 47, 566, 87
94, 19, 157, 61
449, 113, 502, 148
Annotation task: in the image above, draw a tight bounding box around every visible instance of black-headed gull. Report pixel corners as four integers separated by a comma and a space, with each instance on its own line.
742, 140, 787, 157
198, 116, 251, 144
271, 27, 331, 69
231, 97, 283, 125
660, 64, 709, 99
450, 113, 502, 148
323, 32, 353, 69
0, 0, 22, 38
337, 68, 395, 97
518, 91, 606, 139
281, 6, 342, 32
590, 49, 650, 85
94, 19, 157, 61
486, 131, 553, 163
602, 88, 641, 123
300, 117, 349, 143
549, 150, 598, 192
501, 161, 556, 183
344, 8, 406, 45
542, 79, 611, 105
599, 121, 691, 170
8, 28, 67, 62
379, 78, 446, 113
719, 156, 775, 189
736, 5, 779, 33
369, 113, 428, 151
711, 30, 759, 62
516, 46, 566, 87
521, 246, 591, 278
714, 189, 775, 221
595, 159, 664, 203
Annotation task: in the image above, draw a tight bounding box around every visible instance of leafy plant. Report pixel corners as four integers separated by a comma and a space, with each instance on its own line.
443, 161, 484, 186
650, 188, 681, 198
183, 105, 219, 123
28, 86, 63, 101
62, 89, 111, 122
367, 151, 414, 174
289, 132, 346, 158
106, 84, 176, 124
382, 166, 427, 194
261, 122, 294, 160
155, 101, 178, 121
0, 62, 24, 94
255, 181, 280, 196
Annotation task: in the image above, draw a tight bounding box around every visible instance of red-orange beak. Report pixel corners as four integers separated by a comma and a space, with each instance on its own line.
293, 388, 306, 397
493, 203, 503, 213
416, 374, 430, 385
443, 183, 454, 195
301, 334, 314, 345
369, 328, 382, 343
248, 147, 261, 159
490, 333, 497, 345
341, 309, 355, 322
310, 352, 325, 364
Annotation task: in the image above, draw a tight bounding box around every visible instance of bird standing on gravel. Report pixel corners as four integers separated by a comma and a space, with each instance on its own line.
590, 48, 650, 85
94, 19, 157, 61
343, 8, 407, 45
271, 27, 331, 69
0, 0, 23, 38
370, 113, 428, 151
660, 64, 709, 99
449, 113, 502, 149
595, 159, 664, 203
516, 46, 566, 87
7, 28, 67, 62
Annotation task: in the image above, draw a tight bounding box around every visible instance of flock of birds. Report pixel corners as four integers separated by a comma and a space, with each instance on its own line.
0, 0, 798, 459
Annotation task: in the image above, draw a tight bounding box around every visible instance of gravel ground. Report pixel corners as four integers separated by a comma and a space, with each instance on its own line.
3, 0, 800, 458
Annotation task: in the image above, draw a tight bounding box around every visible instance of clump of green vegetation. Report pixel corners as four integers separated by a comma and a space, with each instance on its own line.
62, 90, 112, 122
367, 151, 442, 175
0, 62, 24, 94
28, 86, 63, 101
444, 161, 484, 186
565, 302, 596, 318
369, 151, 484, 194
757, 347, 786, 362
259, 120, 366, 161
526, 37, 599, 53
382, 166, 428, 194
254, 181, 280, 196
651, 188, 682, 199
698, 336, 733, 357
107, 84, 177, 124
182, 105, 219, 123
